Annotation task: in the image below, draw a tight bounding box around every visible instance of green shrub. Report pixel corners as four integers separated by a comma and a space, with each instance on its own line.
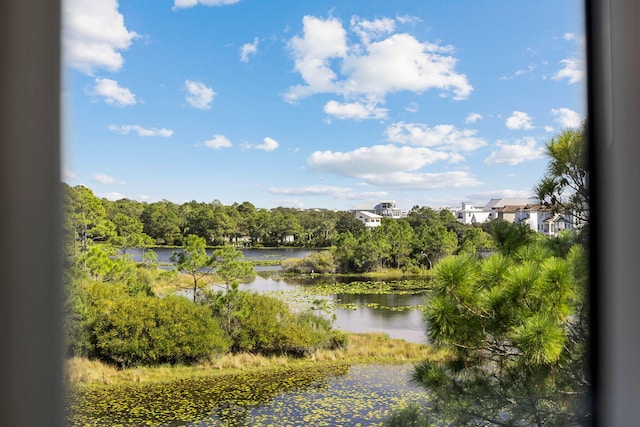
207, 291, 342, 355
282, 251, 335, 274
77, 283, 230, 367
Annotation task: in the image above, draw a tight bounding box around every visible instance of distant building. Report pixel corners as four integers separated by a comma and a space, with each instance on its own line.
350, 200, 407, 227
454, 198, 576, 237
482, 198, 535, 220
513, 204, 575, 236
353, 210, 383, 228
456, 202, 490, 224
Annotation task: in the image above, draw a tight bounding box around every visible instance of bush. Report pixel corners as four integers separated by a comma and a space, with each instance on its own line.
69, 281, 230, 367
281, 251, 335, 274
207, 291, 343, 355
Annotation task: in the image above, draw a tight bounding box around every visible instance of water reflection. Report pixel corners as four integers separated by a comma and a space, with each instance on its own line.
128, 247, 428, 343
242, 275, 428, 343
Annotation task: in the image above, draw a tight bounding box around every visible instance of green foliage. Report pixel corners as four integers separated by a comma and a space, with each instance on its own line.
486, 219, 535, 256
534, 122, 589, 225
66, 280, 230, 366
205, 291, 343, 356
384, 404, 433, 427
415, 239, 589, 426
281, 251, 336, 274
171, 234, 216, 301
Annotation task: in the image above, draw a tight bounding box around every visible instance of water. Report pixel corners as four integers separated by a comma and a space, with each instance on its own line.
128, 247, 428, 343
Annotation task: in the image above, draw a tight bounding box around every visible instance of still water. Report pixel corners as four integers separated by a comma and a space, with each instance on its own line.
128, 248, 428, 343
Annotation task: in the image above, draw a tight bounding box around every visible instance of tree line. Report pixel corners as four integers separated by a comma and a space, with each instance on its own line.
62, 184, 368, 254
63, 182, 501, 272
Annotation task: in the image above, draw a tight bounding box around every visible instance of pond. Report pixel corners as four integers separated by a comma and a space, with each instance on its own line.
71, 248, 434, 426
67, 364, 431, 427
127, 248, 429, 344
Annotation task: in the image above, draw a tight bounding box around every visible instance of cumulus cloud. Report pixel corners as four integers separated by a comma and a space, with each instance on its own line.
285, 15, 472, 105
304, 142, 481, 190
465, 113, 483, 124
91, 78, 136, 106
308, 145, 452, 178
255, 137, 280, 151
92, 173, 124, 185
240, 37, 259, 62
350, 15, 395, 44
63, 0, 139, 74
285, 16, 348, 101
108, 124, 173, 137
385, 122, 486, 152
365, 171, 481, 189
485, 137, 545, 165
323, 100, 388, 120
505, 111, 534, 130
551, 107, 582, 128
203, 134, 232, 149
185, 80, 216, 109
552, 58, 584, 84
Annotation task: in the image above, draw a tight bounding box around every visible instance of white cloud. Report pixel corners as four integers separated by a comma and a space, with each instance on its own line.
173, 0, 240, 9
285, 15, 472, 105
240, 37, 259, 63
63, 0, 138, 74
285, 16, 348, 101
465, 113, 483, 124
256, 137, 279, 151
405, 102, 419, 113
308, 145, 455, 179
350, 16, 395, 45
267, 186, 389, 201
467, 189, 535, 200
364, 171, 481, 189
385, 122, 486, 152
185, 80, 216, 109
98, 192, 127, 201
108, 124, 173, 137
505, 111, 534, 130
92, 78, 136, 106
203, 134, 232, 149
550, 107, 582, 128
267, 185, 351, 196
62, 168, 78, 181
323, 100, 388, 120
485, 137, 545, 165
92, 173, 124, 185
552, 58, 584, 84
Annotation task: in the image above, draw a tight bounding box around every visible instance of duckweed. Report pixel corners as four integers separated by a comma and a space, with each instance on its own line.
66, 364, 431, 426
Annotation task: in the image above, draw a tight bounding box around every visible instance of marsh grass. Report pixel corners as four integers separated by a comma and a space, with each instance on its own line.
65, 333, 443, 387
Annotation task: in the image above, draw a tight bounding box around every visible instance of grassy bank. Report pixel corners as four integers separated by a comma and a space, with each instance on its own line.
65, 333, 442, 387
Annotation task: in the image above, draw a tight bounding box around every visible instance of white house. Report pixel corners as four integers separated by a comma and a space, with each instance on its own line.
455, 202, 491, 224
513, 204, 575, 236
353, 210, 383, 228
350, 200, 408, 218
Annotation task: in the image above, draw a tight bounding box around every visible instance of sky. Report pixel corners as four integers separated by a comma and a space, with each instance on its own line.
62, 0, 586, 211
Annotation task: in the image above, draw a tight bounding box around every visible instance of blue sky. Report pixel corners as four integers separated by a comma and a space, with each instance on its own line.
62, 0, 586, 211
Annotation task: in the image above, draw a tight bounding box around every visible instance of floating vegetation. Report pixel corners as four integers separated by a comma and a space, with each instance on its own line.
307, 280, 431, 296
66, 363, 349, 426
66, 364, 431, 426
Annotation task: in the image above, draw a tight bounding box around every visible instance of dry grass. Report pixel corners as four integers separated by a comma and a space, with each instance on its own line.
65, 333, 445, 387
